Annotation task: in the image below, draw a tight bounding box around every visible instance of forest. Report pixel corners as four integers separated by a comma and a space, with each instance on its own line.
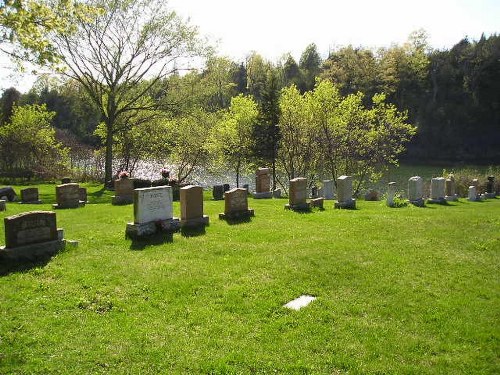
0, 0, 499, 187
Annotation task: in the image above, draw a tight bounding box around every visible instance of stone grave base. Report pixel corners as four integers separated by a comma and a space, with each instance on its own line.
0, 229, 65, 263
219, 209, 254, 220
53, 201, 86, 209
334, 199, 356, 209
112, 195, 134, 205
484, 192, 496, 199
180, 215, 210, 228
310, 197, 324, 209
272, 189, 282, 198
427, 197, 447, 204
284, 203, 310, 211
468, 195, 484, 202
20, 200, 43, 204
126, 218, 180, 239
409, 198, 425, 207
445, 194, 458, 202
252, 191, 273, 199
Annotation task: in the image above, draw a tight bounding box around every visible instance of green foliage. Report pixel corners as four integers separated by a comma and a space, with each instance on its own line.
443, 167, 500, 197
0, 104, 69, 178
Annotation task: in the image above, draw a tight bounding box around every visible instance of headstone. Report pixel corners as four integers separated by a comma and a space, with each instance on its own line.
428, 177, 446, 204
0, 200, 5, 211
0, 211, 66, 265
212, 185, 224, 200
180, 185, 209, 228
20, 188, 42, 204
242, 184, 249, 193
125, 186, 179, 238
112, 178, 134, 205
285, 177, 309, 210
253, 168, 272, 199
310, 197, 324, 209
321, 180, 335, 200
485, 176, 496, 198
272, 189, 282, 198
468, 186, 478, 201
364, 190, 379, 201
223, 184, 230, 192
387, 182, 397, 207
79, 187, 88, 203
334, 175, 356, 209
61, 177, 71, 184
408, 176, 424, 206
0, 187, 17, 202
311, 185, 319, 199
53, 183, 85, 209
219, 188, 254, 220
445, 175, 458, 201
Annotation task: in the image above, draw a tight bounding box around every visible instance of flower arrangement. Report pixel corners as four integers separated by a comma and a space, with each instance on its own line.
118, 170, 129, 179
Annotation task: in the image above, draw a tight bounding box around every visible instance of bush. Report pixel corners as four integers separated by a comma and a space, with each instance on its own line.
444, 167, 500, 196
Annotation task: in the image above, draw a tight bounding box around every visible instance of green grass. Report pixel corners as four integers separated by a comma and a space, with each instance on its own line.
0, 183, 499, 374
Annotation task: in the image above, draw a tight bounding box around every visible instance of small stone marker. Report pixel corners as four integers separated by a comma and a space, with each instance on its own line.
428, 177, 446, 204
112, 178, 134, 205
212, 185, 224, 200
284, 295, 316, 310
272, 188, 282, 198
408, 176, 424, 206
364, 189, 380, 201
485, 176, 496, 198
0, 200, 6, 211
79, 187, 88, 203
334, 175, 356, 209
61, 177, 71, 184
20, 188, 42, 204
180, 185, 209, 228
126, 186, 179, 238
53, 183, 85, 209
0, 211, 67, 265
310, 197, 324, 209
387, 182, 397, 207
321, 180, 335, 200
285, 177, 309, 210
253, 168, 272, 199
219, 188, 254, 220
445, 175, 458, 201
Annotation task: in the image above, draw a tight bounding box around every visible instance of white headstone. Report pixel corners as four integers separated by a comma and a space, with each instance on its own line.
430, 177, 446, 200
468, 186, 477, 201
134, 186, 173, 224
322, 180, 335, 200
408, 176, 423, 201
336, 176, 352, 202
387, 182, 396, 207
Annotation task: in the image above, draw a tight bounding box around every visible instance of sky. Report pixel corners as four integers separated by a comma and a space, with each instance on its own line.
1, 0, 499, 92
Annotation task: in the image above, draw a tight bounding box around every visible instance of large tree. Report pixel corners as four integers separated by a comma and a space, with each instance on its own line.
51, 0, 207, 184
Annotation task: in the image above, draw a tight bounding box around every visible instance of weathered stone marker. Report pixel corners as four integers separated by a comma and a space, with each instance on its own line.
387, 182, 397, 207
321, 180, 335, 200
0, 200, 6, 211
310, 197, 324, 209
125, 186, 179, 238
20, 188, 42, 204
335, 175, 356, 209
285, 177, 309, 210
445, 175, 458, 201
212, 185, 224, 200
468, 186, 479, 201
485, 176, 496, 198
112, 178, 134, 205
53, 183, 85, 209
180, 185, 209, 228
408, 176, 424, 206
219, 188, 254, 220
253, 168, 272, 199
79, 187, 88, 204
428, 177, 446, 204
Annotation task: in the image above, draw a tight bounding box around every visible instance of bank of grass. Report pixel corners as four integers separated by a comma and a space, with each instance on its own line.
0, 184, 499, 374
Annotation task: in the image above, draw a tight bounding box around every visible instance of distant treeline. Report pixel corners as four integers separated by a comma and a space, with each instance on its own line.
1, 31, 499, 164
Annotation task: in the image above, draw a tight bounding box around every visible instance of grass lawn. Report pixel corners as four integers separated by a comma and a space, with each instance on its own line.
0, 183, 499, 374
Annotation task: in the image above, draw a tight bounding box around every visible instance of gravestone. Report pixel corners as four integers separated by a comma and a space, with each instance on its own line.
311, 185, 319, 199
223, 184, 230, 192
112, 178, 134, 205
408, 176, 424, 206
335, 175, 356, 209
53, 183, 85, 209
285, 177, 309, 210
468, 186, 478, 201
485, 176, 496, 198
253, 168, 272, 199
79, 187, 88, 204
0, 211, 67, 265
212, 185, 224, 200
364, 190, 380, 201
0, 200, 5, 211
321, 180, 335, 200
445, 175, 458, 201
310, 197, 324, 209
387, 182, 397, 207
125, 186, 180, 238
219, 188, 254, 220
61, 177, 71, 184
180, 185, 209, 228
272, 188, 282, 198
20, 188, 42, 204
0, 187, 17, 201
428, 177, 446, 204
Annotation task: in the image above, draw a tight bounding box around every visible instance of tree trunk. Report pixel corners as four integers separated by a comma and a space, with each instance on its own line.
104, 122, 114, 185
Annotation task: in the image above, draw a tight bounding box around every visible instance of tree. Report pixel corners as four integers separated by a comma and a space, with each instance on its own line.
0, 87, 21, 124
51, 0, 207, 184
246, 52, 271, 103
299, 43, 322, 91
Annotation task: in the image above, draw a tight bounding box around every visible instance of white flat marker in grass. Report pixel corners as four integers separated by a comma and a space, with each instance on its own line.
284, 295, 316, 310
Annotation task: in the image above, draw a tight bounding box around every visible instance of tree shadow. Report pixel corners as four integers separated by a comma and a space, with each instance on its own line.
128, 232, 174, 250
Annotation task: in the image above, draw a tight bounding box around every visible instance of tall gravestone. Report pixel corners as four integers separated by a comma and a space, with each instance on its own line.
387, 182, 397, 207
112, 178, 134, 205
212, 185, 224, 200
335, 175, 356, 209
253, 168, 272, 199
126, 186, 180, 238
285, 177, 309, 210
321, 180, 335, 200
408, 176, 424, 206
180, 185, 209, 228
53, 183, 85, 209
428, 177, 446, 204
485, 176, 496, 198
20, 188, 42, 204
0, 211, 67, 265
445, 175, 458, 201
219, 188, 254, 220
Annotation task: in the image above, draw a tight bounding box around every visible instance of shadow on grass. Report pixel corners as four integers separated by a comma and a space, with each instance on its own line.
220, 216, 253, 225
181, 226, 207, 237
129, 232, 174, 250
0, 254, 54, 277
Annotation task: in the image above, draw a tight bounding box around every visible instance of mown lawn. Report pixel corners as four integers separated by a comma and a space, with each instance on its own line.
0, 183, 499, 374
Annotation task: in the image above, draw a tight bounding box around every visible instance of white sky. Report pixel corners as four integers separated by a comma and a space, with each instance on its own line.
1, 0, 499, 92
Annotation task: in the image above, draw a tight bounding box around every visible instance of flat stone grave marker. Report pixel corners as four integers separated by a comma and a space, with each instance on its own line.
112, 178, 134, 205
180, 185, 209, 228
335, 175, 356, 209
284, 295, 316, 310
126, 186, 179, 238
20, 187, 42, 204
219, 188, 254, 220
408, 176, 424, 206
253, 168, 272, 199
53, 183, 85, 209
428, 177, 446, 204
285, 177, 309, 210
